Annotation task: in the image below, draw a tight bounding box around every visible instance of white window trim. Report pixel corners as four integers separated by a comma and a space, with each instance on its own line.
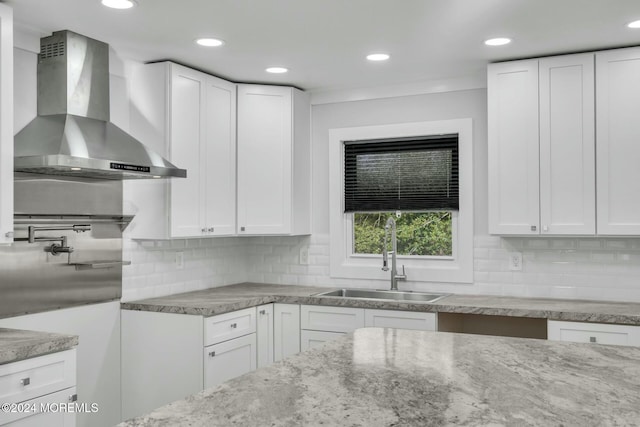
329, 119, 473, 284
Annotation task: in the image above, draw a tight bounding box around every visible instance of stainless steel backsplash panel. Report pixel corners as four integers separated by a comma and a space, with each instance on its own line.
1, 176, 124, 318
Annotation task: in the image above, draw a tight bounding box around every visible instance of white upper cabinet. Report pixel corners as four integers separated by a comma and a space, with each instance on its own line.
0, 4, 12, 245
236, 85, 311, 235
488, 60, 540, 235
539, 54, 595, 235
596, 47, 640, 235
488, 54, 596, 235
125, 62, 236, 239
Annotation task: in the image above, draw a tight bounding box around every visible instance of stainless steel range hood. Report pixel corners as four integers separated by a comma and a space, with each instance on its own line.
14, 30, 187, 180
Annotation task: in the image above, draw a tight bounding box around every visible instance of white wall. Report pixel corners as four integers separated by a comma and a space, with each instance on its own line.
244, 89, 640, 302
13, 30, 640, 307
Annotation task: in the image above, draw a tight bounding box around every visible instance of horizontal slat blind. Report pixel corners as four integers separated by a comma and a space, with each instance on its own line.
344, 135, 458, 212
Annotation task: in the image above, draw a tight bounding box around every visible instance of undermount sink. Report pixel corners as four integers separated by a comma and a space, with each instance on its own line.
314, 289, 449, 303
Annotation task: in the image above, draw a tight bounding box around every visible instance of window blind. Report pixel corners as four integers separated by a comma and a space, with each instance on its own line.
344, 134, 459, 213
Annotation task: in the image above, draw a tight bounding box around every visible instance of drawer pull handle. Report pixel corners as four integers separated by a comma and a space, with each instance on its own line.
590, 336, 597, 343
69, 394, 78, 403
230, 323, 237, 329
20, 378, 30, 386
209, 351, 216, 357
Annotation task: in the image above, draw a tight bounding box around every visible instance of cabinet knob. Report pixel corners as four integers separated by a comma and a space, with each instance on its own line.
530, 225, 537, 232
20, 377, 30, 386
240, 227, 245, 232
230, 323, 237, 329
259, 310, 266, 315
590, 336, 597, 343
209, 351, 216, 357
68, 394, 78, 402
201, 228, 206, 233
208, 227, 214, 232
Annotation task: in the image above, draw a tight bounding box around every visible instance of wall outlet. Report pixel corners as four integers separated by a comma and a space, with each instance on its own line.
175, 251, 184, 270
509, 252, 522, 271
299, 247, 310, 265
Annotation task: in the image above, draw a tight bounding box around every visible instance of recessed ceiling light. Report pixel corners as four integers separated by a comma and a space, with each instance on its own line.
70, 167, 82, 171
484, 37, 512, 46
195, 38, 224, 47
266, 67, 288, 74
101, 0, 136, 9
628, 20, 640, 29
366, 53, 390, 61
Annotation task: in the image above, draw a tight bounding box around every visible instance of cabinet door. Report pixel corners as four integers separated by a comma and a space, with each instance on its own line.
364, 309, 436, 331
0, 4, 12, 245
170, 65, 205, 237
300, 305, 364, 333
203, 333, 256, 389
548, 320, 640, 347
203, 307, 256, 347
203, 77, 236, 236
274, 304, 300, 361
0, 350, 76, 405
300, 330, 344, 352
237, 85, 292, 235
488, 60, 540, 235
256, 304, 274, 368
539, 54, 595, 235
1, 387, 76, 426
596, 47, 640, 235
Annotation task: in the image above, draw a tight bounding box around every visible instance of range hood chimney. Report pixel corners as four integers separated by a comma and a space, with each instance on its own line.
14, 30, 187, 180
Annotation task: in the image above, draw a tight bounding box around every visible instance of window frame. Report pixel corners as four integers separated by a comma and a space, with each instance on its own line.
329, 119, 473, 284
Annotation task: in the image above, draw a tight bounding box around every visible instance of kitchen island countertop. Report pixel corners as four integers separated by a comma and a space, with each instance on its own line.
0, 328, 78, 364
119, 328, 640, 426
121, 282, 640, 326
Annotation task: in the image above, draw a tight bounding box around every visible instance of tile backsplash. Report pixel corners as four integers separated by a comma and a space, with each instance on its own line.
122, 233, 640, 303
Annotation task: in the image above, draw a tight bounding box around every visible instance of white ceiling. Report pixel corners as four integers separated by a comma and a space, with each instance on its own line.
5, 0, 640, 92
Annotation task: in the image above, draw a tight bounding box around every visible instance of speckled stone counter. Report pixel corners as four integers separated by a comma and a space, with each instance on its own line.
0, 328, 78, 365
121, 282, 640, 325
119, 328, 640, 426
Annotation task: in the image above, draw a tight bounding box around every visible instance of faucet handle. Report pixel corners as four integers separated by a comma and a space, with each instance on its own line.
396, 265, 407, 280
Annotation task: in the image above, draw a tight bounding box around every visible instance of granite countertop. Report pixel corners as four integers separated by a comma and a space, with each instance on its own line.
121, 282, 640, 325
119, 328, 640, 426
0, 328, 78, 365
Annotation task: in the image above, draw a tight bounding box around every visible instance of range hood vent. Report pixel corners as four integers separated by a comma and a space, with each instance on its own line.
14, 30, 186, 180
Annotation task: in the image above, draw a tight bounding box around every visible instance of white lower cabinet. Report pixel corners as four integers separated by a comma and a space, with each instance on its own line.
1, 387, 77, 427
365, 309, 437, 331
299, 305, 437, 350
0, 350, 77, 427
121, 307, 262, 420
204, 334, 256, 389
300, 330, 345, 351
301, 305, 365, 333
256, 304, 274, 368
548, 320, 640, 347
274, 304, 300, 361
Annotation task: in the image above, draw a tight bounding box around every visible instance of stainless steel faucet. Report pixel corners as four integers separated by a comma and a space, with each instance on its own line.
381, 217, 407, 291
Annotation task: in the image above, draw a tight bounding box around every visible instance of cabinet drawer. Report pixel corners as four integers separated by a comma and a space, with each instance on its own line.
0, 350, 76, 405
365, 309, 437, 331
204, 307, 256, 346
301, 305, 364, 333
203, 333, 256, 389
300, 330, 344, 352
0, 386, 77, 426
548, 320, 640, 347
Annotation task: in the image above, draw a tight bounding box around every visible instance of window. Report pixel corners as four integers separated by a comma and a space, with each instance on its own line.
344, 134, 458, 259
329, 119, 473, 284
353, 212, 452, 256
